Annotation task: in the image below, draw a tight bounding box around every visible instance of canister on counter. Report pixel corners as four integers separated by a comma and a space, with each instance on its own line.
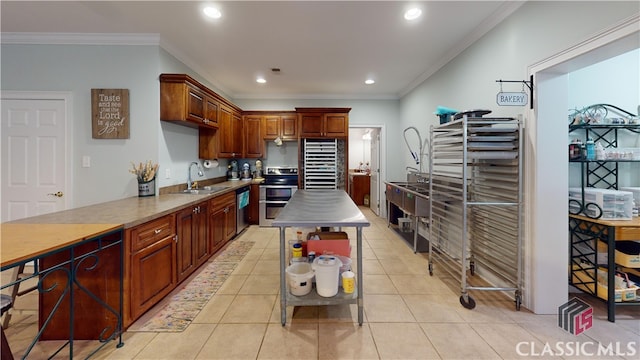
292, 243, 303, 258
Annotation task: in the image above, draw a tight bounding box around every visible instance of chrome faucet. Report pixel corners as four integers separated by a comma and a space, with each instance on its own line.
187, 161, 204, 190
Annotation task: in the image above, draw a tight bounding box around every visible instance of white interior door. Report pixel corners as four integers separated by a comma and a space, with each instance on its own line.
370, 130, 380, 216
1, 96, 68, 222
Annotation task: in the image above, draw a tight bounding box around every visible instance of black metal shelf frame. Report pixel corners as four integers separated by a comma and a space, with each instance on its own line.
569, 216, 640, 322
568, 124, 640, 219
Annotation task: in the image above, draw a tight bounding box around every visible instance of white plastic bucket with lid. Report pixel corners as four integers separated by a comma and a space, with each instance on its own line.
312, 255, 343, 297
286, 262, 314, 296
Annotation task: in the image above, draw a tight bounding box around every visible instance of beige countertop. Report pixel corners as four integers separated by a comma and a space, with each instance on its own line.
5, 180, 253, 229
1, 223, 123, 267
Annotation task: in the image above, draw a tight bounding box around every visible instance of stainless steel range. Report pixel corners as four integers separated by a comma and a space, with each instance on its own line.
259, 166, 299, 226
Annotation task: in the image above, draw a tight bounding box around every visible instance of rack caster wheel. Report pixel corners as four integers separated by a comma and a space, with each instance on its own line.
460, 295, 476, 309
515, 291, 522, 311
428, 263, 433, 276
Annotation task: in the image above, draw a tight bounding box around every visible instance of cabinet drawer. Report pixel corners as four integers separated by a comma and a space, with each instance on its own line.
210, 191, 236, 213
130, 214, 176, 252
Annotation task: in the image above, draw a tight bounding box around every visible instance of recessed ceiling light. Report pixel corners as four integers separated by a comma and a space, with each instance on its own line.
256, 77, 266, 84
203, 6, 222, 19
365, 79, 375, 85
404, 8, 422, 20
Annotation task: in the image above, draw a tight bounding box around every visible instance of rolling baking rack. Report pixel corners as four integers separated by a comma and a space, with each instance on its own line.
428, 113, 523, 310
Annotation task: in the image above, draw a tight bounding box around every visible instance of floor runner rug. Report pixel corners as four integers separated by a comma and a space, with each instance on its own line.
130, 240, 255, 332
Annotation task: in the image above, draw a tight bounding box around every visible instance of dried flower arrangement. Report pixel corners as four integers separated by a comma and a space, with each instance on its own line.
129, 160, 158, 183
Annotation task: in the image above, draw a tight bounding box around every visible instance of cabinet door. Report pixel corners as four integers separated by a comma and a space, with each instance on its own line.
209, 205, 226, 254
130, 236, 176, 320
244, 115, 264, 158
263, 116, 280, 140
194, 201, 209, 266
204, 97, 219, 128
225, 202, 237, 241
187, 85, 206, 123
176, 206, 196, 282
248, 183, 260, 225
299, 113, 323, 137
217, 105, 235, 158
281, 115, 298, 140
324, 113, 348, 137
231, 110, 244, 156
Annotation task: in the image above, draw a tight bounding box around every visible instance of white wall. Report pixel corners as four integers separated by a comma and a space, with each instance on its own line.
158, 49, 231, 186
568, 49, 640, 187
348, 128, 371, 169
398, 1, 639, 314
1, 44, 162, 206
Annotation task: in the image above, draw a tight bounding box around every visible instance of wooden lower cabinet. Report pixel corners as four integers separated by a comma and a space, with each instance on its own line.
42, 193, 240, 332
128, 214, 177, 324
248, 183, 260, 225
209, 192, 236, 254
176, 201, 208, 283
349, 174, 370, 205
130, 235, 176, 321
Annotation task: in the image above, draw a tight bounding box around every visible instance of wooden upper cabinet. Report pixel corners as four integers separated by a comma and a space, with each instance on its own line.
244, 115, 264, 158
263, 116, 281, 140
324, 113, 348, 137
204, 97, 219, 127
159, 74, 219, 129
216, 105, 244, 158
186, 85, 205, 122
297, 108, 350, 138
298, 113, 324, 137
263, 113, 298, 140
281, 115, 298, 140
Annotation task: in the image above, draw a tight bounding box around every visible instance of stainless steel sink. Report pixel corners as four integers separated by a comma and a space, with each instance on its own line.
176, 186, 229, 195
385, 181, 430, 217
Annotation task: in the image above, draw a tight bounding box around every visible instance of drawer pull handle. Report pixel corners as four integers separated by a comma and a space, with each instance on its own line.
155, 229, 162, 234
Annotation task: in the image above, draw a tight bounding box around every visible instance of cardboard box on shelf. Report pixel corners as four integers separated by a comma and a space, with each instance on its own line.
306, 232, 351, 257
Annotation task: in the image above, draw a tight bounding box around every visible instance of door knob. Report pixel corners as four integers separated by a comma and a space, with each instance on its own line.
47, 191, 64, 197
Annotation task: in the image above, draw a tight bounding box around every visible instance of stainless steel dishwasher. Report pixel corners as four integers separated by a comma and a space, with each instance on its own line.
236, 185, 250, 234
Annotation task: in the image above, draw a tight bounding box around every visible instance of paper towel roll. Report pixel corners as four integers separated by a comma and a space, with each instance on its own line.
203, 159, 219, 168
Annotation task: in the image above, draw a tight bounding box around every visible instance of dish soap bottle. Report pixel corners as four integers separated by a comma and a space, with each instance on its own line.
585, 137, 595, 161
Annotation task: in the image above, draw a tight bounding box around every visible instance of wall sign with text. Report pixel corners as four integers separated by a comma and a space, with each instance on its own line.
496, 92, 528, 107
91, 88, 130, 139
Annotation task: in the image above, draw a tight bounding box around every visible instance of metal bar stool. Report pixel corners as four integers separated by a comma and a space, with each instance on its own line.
2, 264, 37, 329
1, 294, 15, 360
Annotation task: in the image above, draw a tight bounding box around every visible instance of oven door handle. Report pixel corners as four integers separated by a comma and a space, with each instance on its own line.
262, 200, 289, 205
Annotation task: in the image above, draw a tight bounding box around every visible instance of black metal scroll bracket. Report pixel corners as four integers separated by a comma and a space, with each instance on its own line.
496, 75, 534, 109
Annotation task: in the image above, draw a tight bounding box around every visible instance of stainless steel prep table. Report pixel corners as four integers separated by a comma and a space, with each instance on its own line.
272, 189, 370, 325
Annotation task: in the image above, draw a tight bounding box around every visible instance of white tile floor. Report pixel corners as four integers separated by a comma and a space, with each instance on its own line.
3, 207, 639, 359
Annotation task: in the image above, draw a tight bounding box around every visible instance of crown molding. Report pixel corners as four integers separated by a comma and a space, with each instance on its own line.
0, 32, 160, 45
232, 92, 399, 101
398, 1, 526, 98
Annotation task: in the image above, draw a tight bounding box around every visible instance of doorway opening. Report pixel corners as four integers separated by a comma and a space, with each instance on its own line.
525, 17, 639, 313
348, 125, 385, 218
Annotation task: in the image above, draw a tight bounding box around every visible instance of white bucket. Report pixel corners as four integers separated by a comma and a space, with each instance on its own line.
286, 262, 314, 296
312, 255, 343, 297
